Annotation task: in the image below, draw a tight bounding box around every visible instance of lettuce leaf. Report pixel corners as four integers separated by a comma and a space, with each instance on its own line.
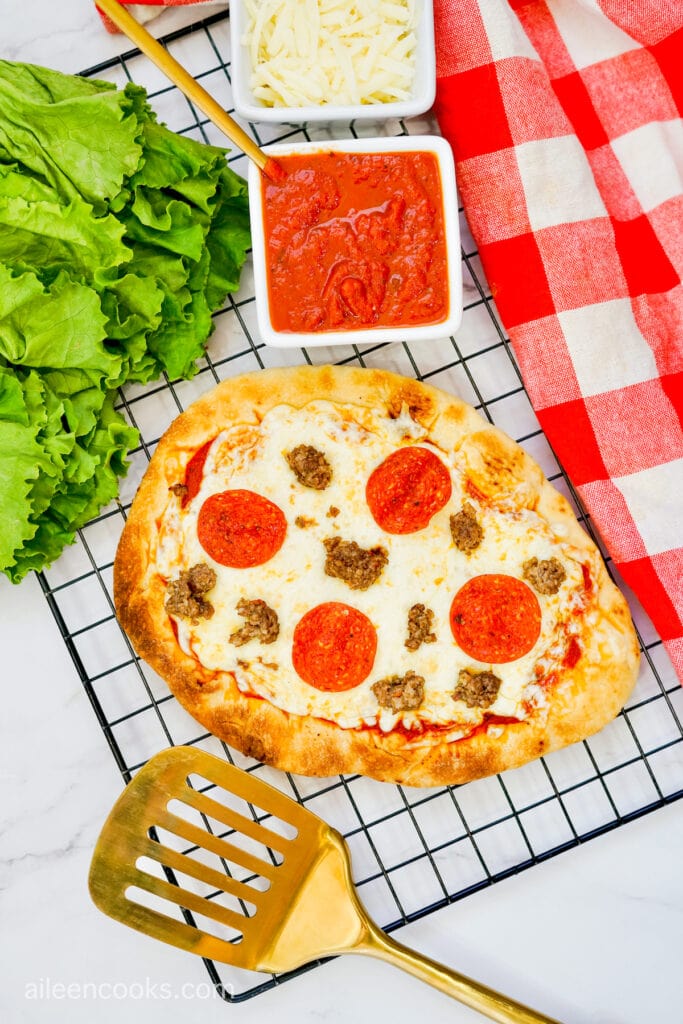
0, 60, 250, 581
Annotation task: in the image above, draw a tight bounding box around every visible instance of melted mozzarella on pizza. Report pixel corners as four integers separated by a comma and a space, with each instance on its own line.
154, 401, 598, 738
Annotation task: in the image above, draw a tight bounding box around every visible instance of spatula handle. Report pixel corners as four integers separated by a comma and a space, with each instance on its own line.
96, 0, 270, 173
358, 921, 562, 1024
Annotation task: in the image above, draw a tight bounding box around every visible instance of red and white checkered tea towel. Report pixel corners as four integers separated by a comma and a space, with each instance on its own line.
98, 0, 224, 33
434, 0, 683, 682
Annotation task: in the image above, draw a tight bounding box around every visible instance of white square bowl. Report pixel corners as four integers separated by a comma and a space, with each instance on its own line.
230, 0, 436, 123
248, 134, 462, 348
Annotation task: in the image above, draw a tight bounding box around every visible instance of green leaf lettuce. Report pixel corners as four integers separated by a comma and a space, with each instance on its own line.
0, 60, 250, 581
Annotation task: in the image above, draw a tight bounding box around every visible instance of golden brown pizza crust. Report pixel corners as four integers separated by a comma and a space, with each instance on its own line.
114, 365, 640, 785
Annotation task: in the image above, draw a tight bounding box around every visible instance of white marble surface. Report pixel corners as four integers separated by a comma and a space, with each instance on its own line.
2, 4, 683, 1023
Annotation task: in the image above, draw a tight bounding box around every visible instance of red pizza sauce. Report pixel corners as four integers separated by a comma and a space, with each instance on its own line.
292, 602, 377, 692
366, 446, 452, 534
261, 151, 449, 332
450, 574, 542, 664
358, 713, 522, 741
563, 637, 582, 668
182, 440, 213, 507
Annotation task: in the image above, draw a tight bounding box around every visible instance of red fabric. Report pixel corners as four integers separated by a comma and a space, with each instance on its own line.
97, 1, 221, 34
434, 0, 683, 680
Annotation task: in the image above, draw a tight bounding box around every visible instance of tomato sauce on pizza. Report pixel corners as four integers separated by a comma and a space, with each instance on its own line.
182, 440, 213, 507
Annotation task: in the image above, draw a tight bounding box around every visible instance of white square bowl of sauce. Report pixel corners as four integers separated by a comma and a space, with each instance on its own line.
230, 0, 436, 123
248, 135, 462, 348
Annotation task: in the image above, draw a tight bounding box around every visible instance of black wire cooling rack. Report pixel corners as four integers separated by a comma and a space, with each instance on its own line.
37, 8, 683, 1003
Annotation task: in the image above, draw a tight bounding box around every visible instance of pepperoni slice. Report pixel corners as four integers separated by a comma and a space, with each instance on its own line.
366, 446, 452, 534
450, 574, 542, 664
292, 602, 377, 692
182, 440, 213, 507
197, 490, 286, 568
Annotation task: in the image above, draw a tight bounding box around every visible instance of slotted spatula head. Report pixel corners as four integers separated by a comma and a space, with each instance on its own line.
88, 746, 369, 973
89, 746, 562, 1023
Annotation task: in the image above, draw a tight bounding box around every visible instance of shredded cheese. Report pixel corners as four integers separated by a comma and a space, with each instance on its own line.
242, 0, 417, 108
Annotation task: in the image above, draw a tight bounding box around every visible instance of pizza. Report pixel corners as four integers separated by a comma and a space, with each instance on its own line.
114, 364, 640, 786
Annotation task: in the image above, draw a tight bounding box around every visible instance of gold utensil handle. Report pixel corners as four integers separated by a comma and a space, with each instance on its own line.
360, 923, 562, 1024
95, 0, 269, 173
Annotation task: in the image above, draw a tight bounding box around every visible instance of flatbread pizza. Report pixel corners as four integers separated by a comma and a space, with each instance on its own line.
114, 365, 639, 785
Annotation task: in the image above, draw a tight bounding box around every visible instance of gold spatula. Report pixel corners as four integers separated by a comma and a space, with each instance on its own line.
89, 746, 561, 1023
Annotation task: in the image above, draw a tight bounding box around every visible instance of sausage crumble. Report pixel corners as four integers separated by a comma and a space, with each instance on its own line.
169, 482, 188, 500
323, 536, 388, 590
449, 501, 483, 553
372, 671, 425, 712
165, 563, 216, 623
229, 598, 280, 646
237, 656, 279, 671
405, 603, 437, 650
453, 668, 501, 708
285, 445, 332, 489
523, 556, 566, 595
294, 515, 317, 529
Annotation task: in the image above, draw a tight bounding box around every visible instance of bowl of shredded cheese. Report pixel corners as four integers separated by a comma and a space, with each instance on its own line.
249, 135, 462, 348
230, 0, 435, 122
